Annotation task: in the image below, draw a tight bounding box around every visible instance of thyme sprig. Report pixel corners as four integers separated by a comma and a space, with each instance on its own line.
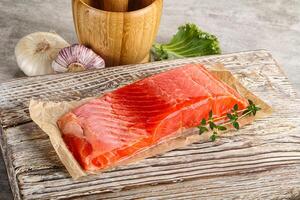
197, 99, 261, 141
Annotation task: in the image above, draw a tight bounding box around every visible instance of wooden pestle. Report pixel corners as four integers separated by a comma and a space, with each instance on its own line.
102, 0, 129, 12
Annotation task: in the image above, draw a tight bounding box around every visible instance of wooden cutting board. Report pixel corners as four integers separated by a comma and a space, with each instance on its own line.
1, 50, 300, 200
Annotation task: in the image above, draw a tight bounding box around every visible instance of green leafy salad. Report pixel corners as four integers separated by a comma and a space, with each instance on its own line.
151, 23, 221, 61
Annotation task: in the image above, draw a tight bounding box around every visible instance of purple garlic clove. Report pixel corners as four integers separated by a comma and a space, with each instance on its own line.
52, 44, 105, 73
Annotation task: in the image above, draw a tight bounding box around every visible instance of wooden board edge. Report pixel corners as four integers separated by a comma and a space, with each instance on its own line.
266, 51, 299, 98
0, 126, 22, 200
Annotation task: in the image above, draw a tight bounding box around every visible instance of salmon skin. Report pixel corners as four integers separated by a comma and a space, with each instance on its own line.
57, 64, 248, 171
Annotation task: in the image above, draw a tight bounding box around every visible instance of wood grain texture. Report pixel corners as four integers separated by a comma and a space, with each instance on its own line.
0, 128, 13, 200
72, 0, 162, 67
0, 50, 300, 199
102, 0, 129, 12
0, 126, 20, 200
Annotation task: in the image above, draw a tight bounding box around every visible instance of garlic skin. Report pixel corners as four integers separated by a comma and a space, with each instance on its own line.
52, 44, 105, 73
15, 32, 69, 76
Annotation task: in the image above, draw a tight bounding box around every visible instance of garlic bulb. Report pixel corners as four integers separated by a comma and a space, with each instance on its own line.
15, 32, 69, 76
52, 44, 105, 73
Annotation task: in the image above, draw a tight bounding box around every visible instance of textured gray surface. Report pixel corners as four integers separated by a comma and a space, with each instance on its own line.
0, 156, 11, 200
0, 0, 299, 199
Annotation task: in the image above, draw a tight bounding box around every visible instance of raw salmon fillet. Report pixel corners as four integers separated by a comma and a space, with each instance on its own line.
57, 64, 248, 171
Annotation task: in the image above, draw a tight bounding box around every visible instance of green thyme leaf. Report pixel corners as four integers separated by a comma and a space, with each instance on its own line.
227, 113, 233, 120
253, 105, 261, 116
228, 113, 238, 121
209, 121, 217, 130
217, 125, 227, 131
209, 110, 213, 119
253, 109, 257, 116
233, 104, 238, 111
243, 100, 262, 117
201, 118, 206, 125
242, 109, 250, 115
248, 99, 254, 105
198, 126, 209, 135
233, 121, 240, 130
257, 107, 262, 111
210, 132, 218, 141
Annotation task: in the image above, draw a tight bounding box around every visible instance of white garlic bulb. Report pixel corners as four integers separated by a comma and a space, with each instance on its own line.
15, 32, 69, 76
52, 44, 105, 73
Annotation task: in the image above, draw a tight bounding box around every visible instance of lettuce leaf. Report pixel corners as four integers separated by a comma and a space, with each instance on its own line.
151, 23, 221, 61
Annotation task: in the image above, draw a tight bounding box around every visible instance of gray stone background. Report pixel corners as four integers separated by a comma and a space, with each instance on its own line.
0, 0, 299, 199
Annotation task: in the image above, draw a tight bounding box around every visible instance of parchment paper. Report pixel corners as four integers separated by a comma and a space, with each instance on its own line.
29, 64, 272, 179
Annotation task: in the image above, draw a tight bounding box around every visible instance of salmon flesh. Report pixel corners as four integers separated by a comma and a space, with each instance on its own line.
57, 64, 248, 171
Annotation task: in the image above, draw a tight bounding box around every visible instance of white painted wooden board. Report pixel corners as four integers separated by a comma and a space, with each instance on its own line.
0, 50, 300, 199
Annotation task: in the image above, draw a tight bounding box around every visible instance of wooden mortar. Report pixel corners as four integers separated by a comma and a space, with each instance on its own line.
72, 0, 163, 67
102, 0, 129, 12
